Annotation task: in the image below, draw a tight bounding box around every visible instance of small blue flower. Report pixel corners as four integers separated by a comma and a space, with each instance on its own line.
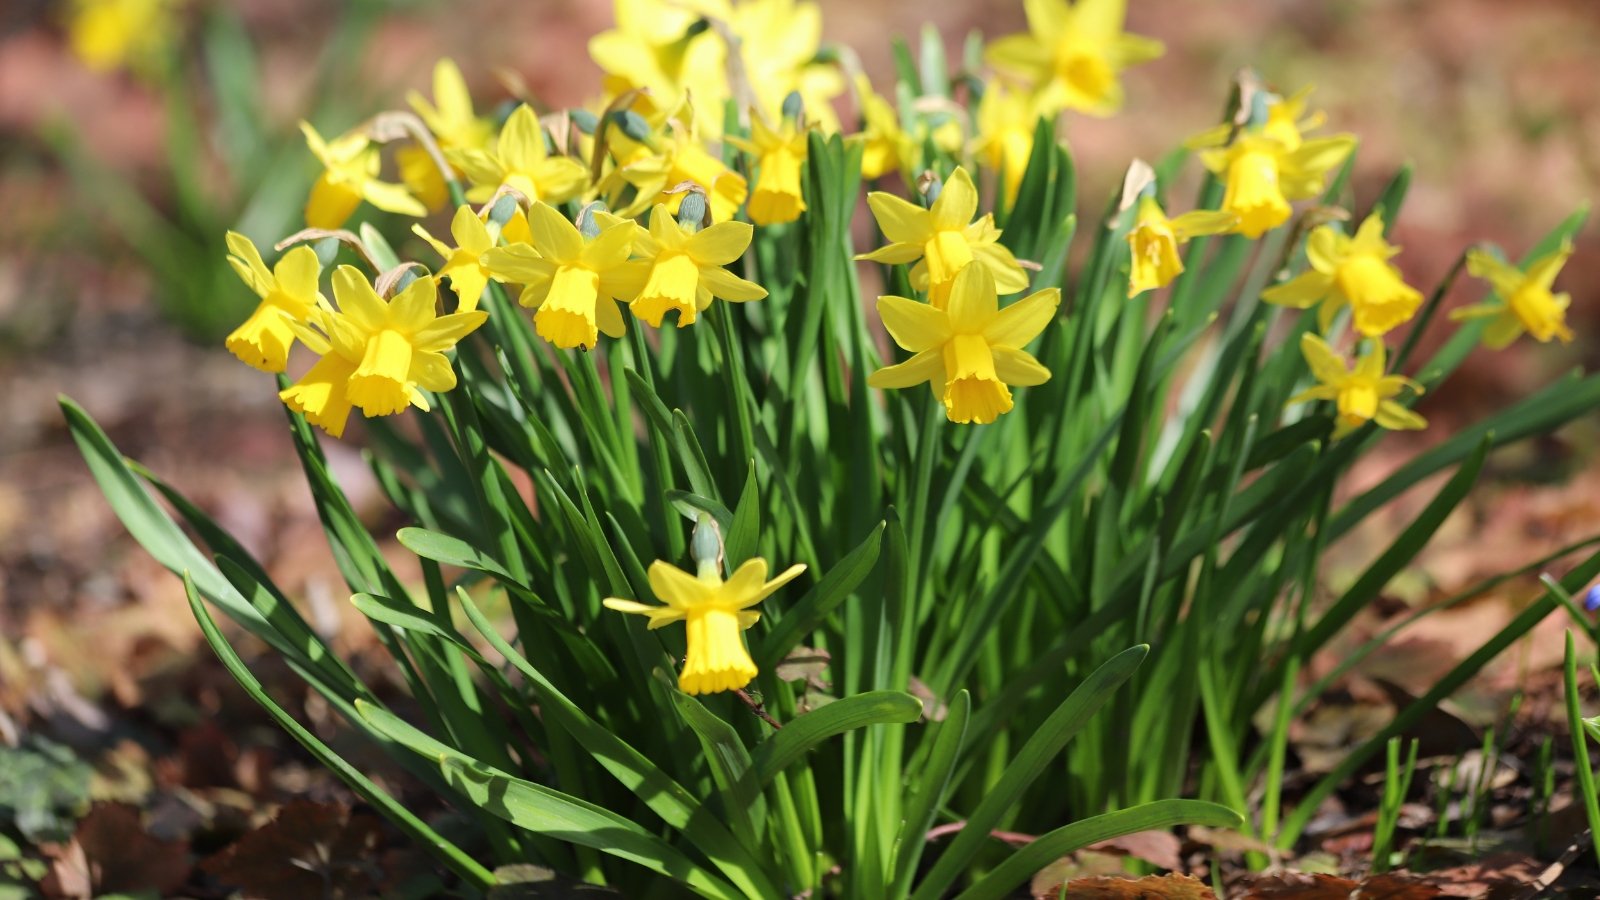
1585, 584, 1600, 612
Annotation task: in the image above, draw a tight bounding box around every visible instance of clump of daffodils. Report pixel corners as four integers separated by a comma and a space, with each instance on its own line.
211, 0, 1581, 703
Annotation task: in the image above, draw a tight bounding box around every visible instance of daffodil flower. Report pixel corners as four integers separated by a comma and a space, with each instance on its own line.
300, 123, 428, 229
730, 0, 845, 133
851, 77, 914, 181
623, 205, 766, 328
413, 204, 499, 312
985, 0, 1164, 117
398, 59, 493, 211
972, 82, 1044, 208
858, 167, 1029, 307
481, 203, 646, 349
1126, 196, 1236, 297
223, 232, 324, 373
1191, 91, 1355, 239
603, 121, 749, 223
449, 105, 590, 207
868, 264, 1059, 424
1290, 333, 1424, 438
1450, 242, 1574, 349
588, 0, 733, 137
1263, 214, 1422, 336
604, 557, 806, 695
279, 267, 487, 437
727, 117, 809, 226
67, 0, 178, 75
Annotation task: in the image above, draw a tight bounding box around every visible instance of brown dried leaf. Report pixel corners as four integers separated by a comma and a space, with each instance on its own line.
1238, 871, 1442, 899
1086, 830, 1183, 870
773, 646, 830, 687
41, 802, 189, 898
201, 800, 382, 900
1052, 873, 1216, 899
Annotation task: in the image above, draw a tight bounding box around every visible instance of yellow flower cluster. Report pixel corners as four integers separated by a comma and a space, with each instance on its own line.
860, 168, 1059, 425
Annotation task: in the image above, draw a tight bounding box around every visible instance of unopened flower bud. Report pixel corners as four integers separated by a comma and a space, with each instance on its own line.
690, 513, 723, 577
677, 191, 709, 232
570, 108, 599, 134
313, 236, 341, 267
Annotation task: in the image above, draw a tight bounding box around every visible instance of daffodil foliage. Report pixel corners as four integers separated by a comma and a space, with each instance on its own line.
67, 3, 1600, 898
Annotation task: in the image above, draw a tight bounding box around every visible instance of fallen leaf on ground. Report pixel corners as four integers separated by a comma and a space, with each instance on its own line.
40, 802, 188, 899
1237, 871, 1442, 898
1041, 873, 1216, 899
201, 800, 382, 900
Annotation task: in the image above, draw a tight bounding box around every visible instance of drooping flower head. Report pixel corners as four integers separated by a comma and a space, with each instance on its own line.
482, 203, 647, 349
851, 76, 914, 181
868, 264, 1059, 424
279, 267, 487, 437
1450, 242, 1575, 349
1289, 333, 1424, 438
399, 59, 494, 211
301, 122, 428, 229
857, 167, 1030, 307
449, 104, 590, 206
727, 115, 809, 226
1125, 196, 1236, 297
985, 0, 1164, 117
1191, 88, 1355, 238
604, 557, 806, 695
623, 204, 766, 328
1262, 213, 1422, 336
413, 204, 500, 312
223, 232, 324, 373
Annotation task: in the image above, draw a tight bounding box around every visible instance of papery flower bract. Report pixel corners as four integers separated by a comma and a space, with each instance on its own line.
1262, 213, 1422, 336
603, 557, 806, 695
481, 203, 646, 349
624, 205, 766, 328
223, 232, 324, 373
972, 82, 1044, 208
727, 117, 809, 226
985, 0, 1164, 117
1126, 196, 1235, 297
414, 204, 499, 312
1289, 333, 1424, 438
300, 122, 427, 229
67, 0, 178, 75
399, 59, 493, 211
1450, 242, 1575, 349
449, 104, 589, 206
1192, 90, 1355, 239
279, 267, 487, 436
852, 77, 914, 180
857, 167, 1030, 306
868, 264, 1058, 424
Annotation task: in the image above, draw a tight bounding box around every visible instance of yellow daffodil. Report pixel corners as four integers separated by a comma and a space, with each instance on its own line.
449, 104, 589, 206
858, 167, 1030, 306
1191, 90, 1355, 239
1290, 333, 1424, 438
972, 82, 1045, 208
727, 116, 809, 226
868, 264, 1058, 424
482, 203, 647, 349
589, 0, 732, 136
985, 0, 1164, 117
1262, 214, 1421, 336
624, 205, 766, 328
413, 204, 499, 312
604, 556, 805, 695
1450, 242, 1574, 349
852, 77, 914, 181
301, 122, 428, 229
398, 59, 494, 211
604, 121, 749, 223
280, 267, 487, 437
1126, 196, 1235, 297
223, 232, 324, 373
67, 0, 179, 75
731, 0, 844, 133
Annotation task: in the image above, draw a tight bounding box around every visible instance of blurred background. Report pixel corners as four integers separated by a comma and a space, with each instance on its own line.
2, 0, 1599, 891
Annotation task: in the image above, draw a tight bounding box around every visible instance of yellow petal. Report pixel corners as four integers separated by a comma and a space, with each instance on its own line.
699, 266, 767, 302
390, 273, 439, 332
1262, 272, 1333, 309
992, 346, 1051, 386
945, 263, 1000, 334
686, 220, 755, 266
866, 192, 932, 245
412, 310, 489, 353
983, 287, 1059, 347
1374, 401, 1426, 431
1169, 209, 1238, 240
647, 561, 715, 609
931, 167, 978, 232
331, 266, 387, 332
528, 202, 584, 262
1298, 332, 1349, 385
877, 295, 952, 353
498, 105, 545, 170
867, 349, 944, 389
